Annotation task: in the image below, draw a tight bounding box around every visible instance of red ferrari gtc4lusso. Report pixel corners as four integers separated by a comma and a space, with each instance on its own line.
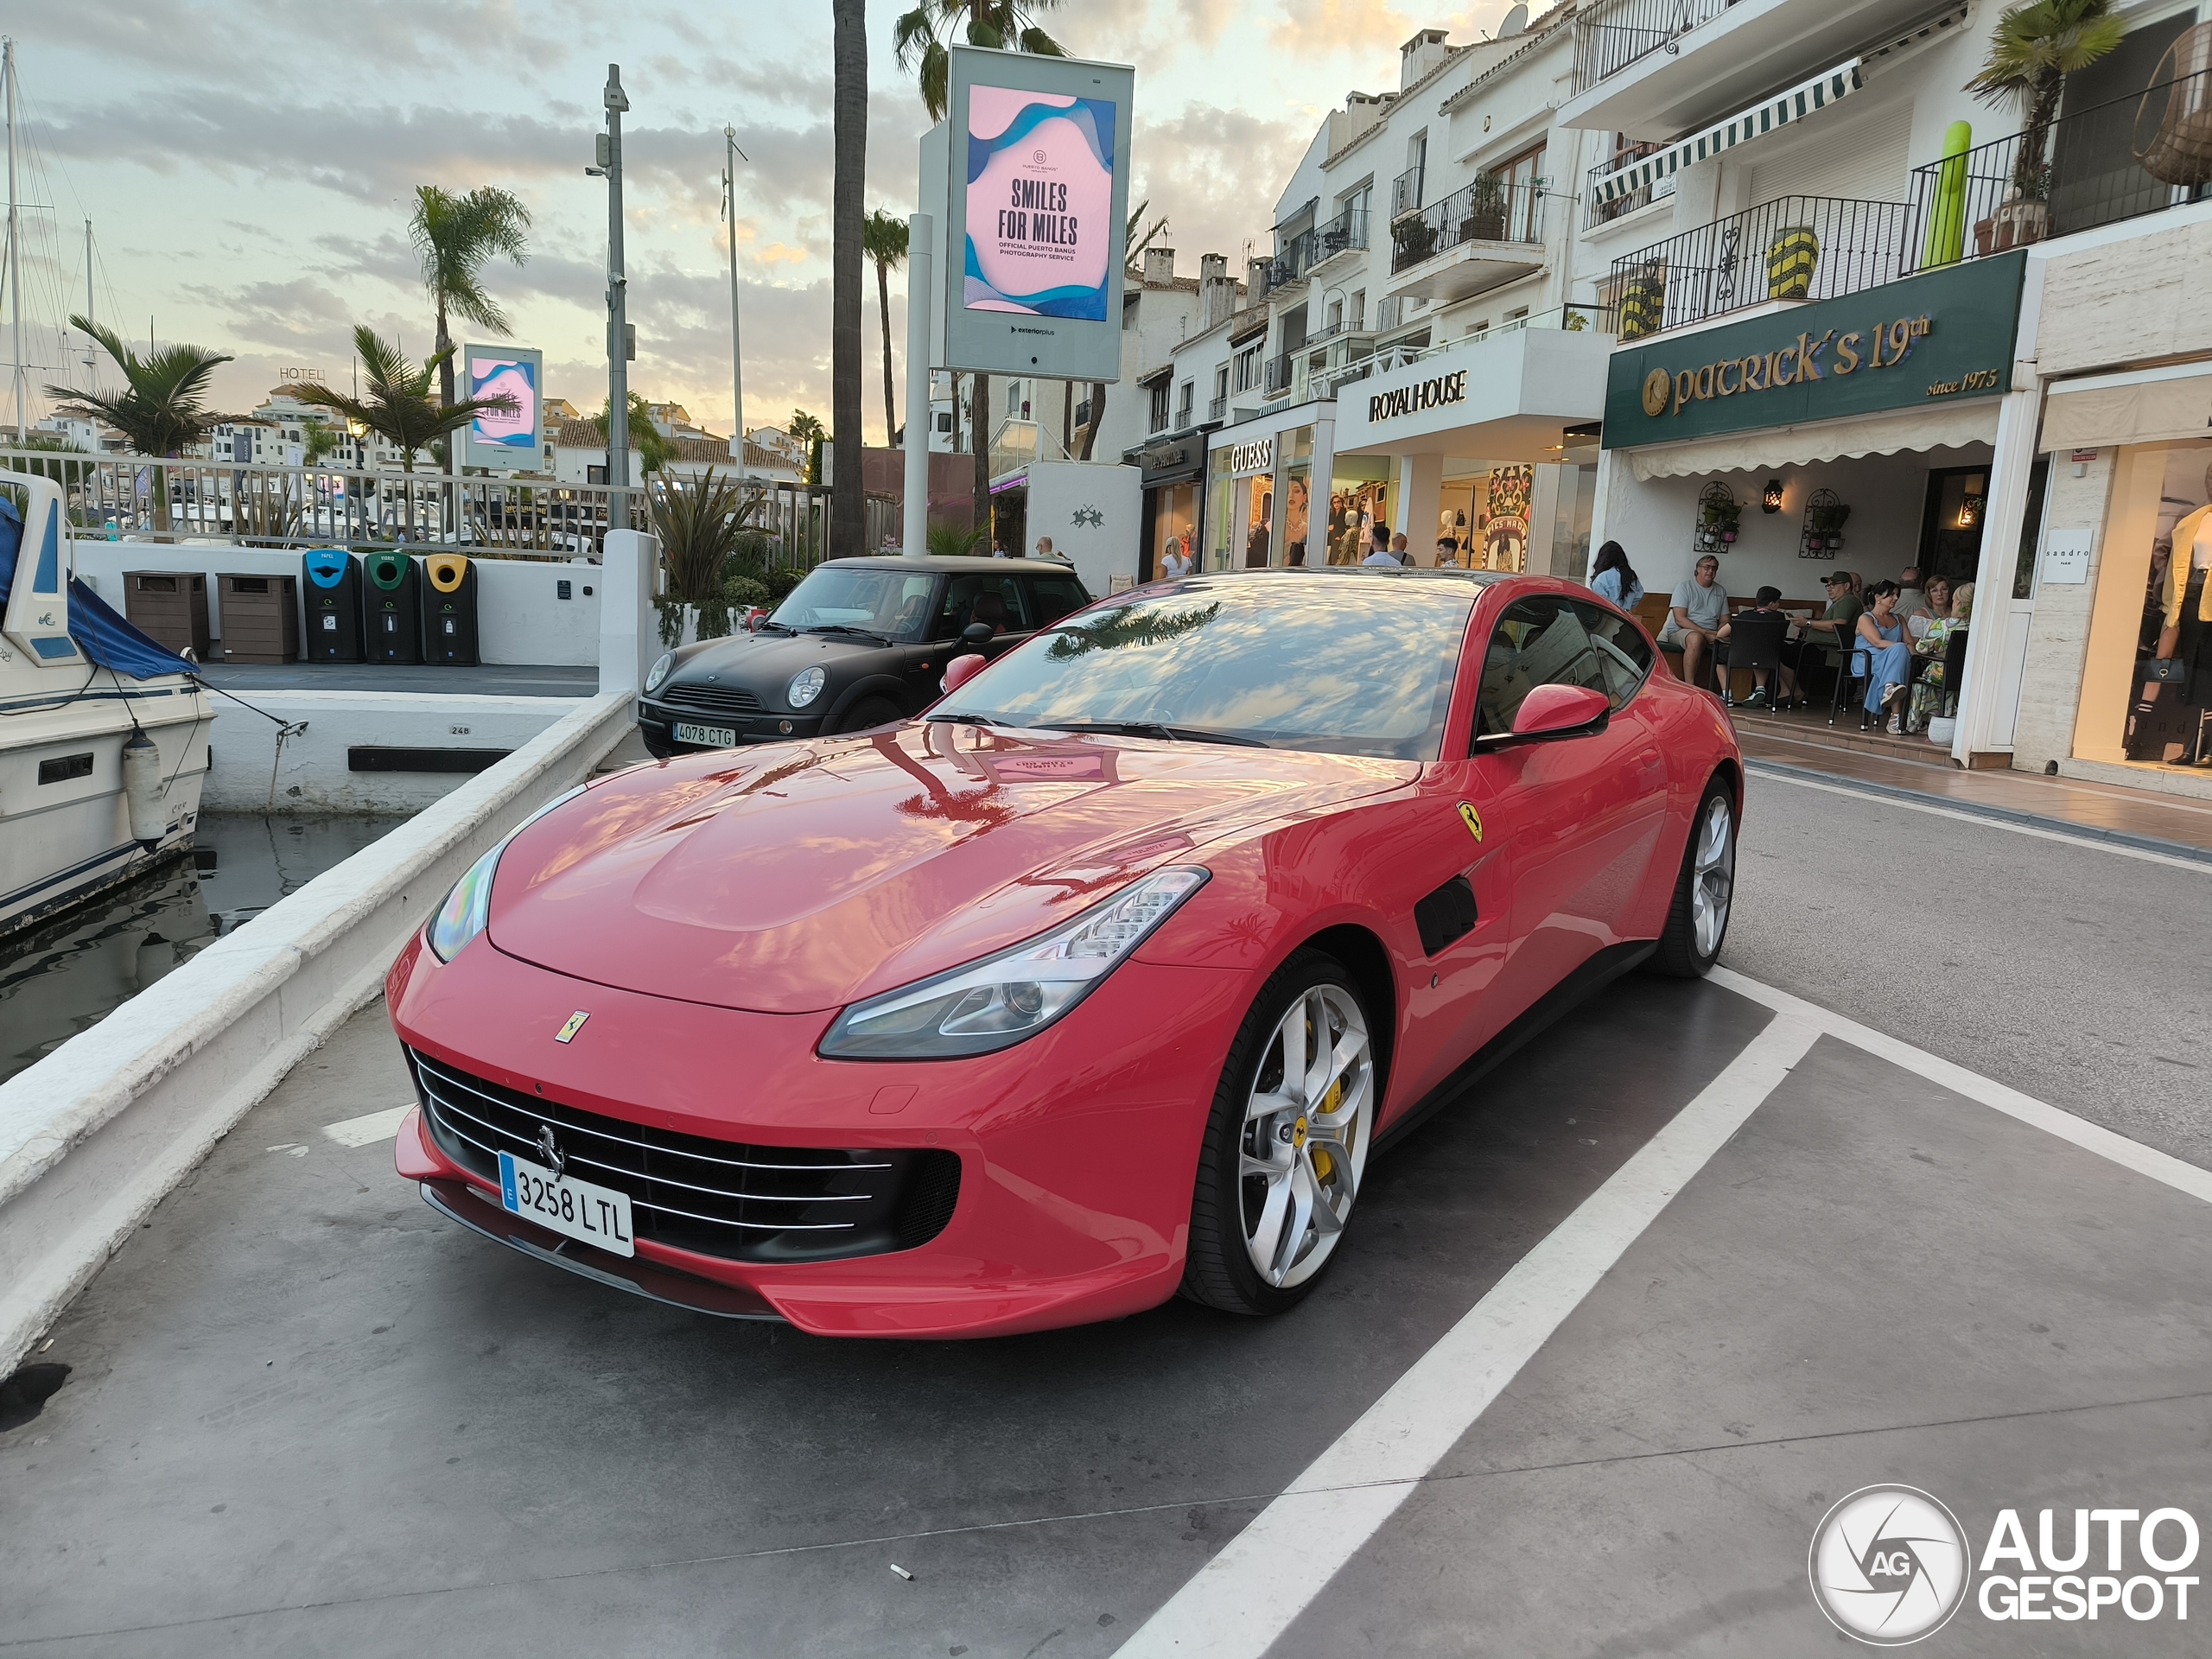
390, 567, 1741, 1338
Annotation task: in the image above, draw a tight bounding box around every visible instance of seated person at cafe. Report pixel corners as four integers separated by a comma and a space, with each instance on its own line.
1727, 586, 1802, 709
1796, 569, 1863, 692
1662, 554, 1729, 692
1907, 581, 1973, 733
1895, 565, 1930, 625
1855, 579, 1917, 732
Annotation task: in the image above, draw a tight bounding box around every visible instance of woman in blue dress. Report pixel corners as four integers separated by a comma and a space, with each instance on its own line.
1854, 581, 1915, 731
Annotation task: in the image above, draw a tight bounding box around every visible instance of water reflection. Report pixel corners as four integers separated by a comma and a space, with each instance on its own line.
0, 812, 410, 1084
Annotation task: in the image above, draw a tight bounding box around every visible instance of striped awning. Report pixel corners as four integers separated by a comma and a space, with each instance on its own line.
1592, 60, 1865, 205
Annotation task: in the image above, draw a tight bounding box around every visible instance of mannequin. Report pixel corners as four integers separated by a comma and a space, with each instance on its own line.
2155, 465, 2212, 712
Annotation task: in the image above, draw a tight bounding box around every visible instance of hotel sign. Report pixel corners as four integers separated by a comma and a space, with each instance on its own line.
1369, 368, 1468, 424
1603, 251, 2026, 448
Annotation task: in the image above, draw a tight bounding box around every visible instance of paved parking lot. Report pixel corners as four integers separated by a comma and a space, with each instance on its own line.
7, 918, 2209, 1656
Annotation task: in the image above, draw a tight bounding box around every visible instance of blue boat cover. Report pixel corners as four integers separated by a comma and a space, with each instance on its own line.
0, 496, 197, 680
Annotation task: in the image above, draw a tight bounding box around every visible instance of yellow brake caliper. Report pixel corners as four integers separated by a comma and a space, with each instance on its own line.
1311, 1078, 1344, 1184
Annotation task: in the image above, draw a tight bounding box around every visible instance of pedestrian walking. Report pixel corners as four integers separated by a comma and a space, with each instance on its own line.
1589, 541, 1643, 610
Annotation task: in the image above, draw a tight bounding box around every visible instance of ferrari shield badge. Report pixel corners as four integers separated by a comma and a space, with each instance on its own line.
555, 1010, 590, 1044
1457, 802, 1484, 842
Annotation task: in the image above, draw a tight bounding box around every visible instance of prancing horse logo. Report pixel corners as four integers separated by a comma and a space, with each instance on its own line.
555, 1010, 589, 1044
535, 1125, 565, 1180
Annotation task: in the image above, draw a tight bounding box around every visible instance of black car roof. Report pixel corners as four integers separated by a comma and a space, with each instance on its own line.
814, 556, 1082, 574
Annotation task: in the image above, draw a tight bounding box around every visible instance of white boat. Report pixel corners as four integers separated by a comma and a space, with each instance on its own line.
1, 474, 213, 933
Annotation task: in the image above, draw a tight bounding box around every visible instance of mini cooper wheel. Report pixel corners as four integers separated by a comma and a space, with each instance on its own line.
1652, 776, 1736, 977
836, 696, 904, 734
1181, 950, 1376, 1315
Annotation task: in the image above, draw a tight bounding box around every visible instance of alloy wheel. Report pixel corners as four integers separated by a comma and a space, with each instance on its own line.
1691, 792, 1735, 958
1239, 984, 1373, 1289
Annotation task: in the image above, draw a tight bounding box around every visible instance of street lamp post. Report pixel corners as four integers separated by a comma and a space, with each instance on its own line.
724, 125, 748, 472
594, 65, 632, 543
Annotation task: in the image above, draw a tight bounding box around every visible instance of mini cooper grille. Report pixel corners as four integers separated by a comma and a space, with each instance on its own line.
655, 682, 765, 716
408, 1049, 960, 1262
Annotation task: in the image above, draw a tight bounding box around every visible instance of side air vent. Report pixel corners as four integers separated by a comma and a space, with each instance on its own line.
1413, 874, 1477, 956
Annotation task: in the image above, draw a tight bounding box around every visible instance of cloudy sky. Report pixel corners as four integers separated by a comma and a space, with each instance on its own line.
10, 0, 1510, 445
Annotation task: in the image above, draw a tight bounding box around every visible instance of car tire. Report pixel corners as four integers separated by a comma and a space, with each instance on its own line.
640, 725, 677, 760
1179, 949, 1378, 1317
1650, 774, 1736, 978
835, 696, 904, 734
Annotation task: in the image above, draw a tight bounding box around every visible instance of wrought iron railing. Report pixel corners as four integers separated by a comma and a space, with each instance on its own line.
1, 448, 890, 568
1208, 394, 1228, 422
1318, 302, 1616, 398
1906, 67, 2212, 264
1572, 0, 1740, 94
1586, 143, 1671, 227
1392, 163, 1426, 219
1390, 176, 1547, 273
1608, 194, 1913, 338
1264, 353, 1299, 396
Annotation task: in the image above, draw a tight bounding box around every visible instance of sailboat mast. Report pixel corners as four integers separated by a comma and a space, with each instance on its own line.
6, 38, 23, 442
724, 125, 745, 469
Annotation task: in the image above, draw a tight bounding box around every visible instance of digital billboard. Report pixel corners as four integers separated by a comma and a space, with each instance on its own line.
943, 46, 1133, 383
462, 345, 543, 471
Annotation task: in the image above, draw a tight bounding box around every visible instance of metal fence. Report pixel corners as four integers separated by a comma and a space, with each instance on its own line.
1318, 302, 1616, 399
1572, 0, 1740, 94
1607, 194, 1914, 338
1390, 176, 1546, 274
1, 448, 894, 569
1586, 143, 1671, 228
1906, 67, 2212, 261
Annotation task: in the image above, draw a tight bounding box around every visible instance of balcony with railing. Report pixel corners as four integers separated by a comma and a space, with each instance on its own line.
1263, 353, 1302, 398
1387, 175, 1548, 303
1906, 65, 2212, 258
1611, 67, 2212, 340
1571, 0, 1738, 96
1391, 164, 1425, 219
1317, 302, 1617, 399
1585, 143, 1673, 229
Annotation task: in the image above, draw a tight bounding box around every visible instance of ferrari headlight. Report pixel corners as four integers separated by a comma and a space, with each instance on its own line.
787, 664, 827, 708
818, 867, 1210, 1059
645, 651, 673, 693
425, 784, 588, 963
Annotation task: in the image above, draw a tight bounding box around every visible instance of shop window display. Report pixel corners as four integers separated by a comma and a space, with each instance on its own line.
2128, 449, 2212, 768
1329, 458, 1390, 564
1152, 482, 1197, 580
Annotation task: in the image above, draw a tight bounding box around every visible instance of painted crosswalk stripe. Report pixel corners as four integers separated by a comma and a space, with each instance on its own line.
1113, 1012, 1824, 1658
321, 1106, 412, 1148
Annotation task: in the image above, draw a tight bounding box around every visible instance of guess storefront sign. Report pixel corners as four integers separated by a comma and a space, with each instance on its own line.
1369, 369, 1467, 424
1225, 437, 1274, 474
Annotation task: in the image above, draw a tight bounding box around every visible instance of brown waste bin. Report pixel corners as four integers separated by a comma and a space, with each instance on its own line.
124, 571, 212, 659
218, 572, 301, 664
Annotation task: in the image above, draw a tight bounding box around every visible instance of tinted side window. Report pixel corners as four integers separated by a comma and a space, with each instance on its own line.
938, 574, 1032, 638
1027, 574, 1090, 626
1473, 595, 1653, 740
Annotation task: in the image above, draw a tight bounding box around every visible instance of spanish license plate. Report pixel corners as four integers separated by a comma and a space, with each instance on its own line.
497, 1150, 635, 1257
673, 721, 737, 747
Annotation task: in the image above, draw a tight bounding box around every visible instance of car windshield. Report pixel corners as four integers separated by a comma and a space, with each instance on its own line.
768, 567, 937, 641
934, 574, 1482, 760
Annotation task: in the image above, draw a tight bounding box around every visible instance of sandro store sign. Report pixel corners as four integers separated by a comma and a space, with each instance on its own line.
1602, 250, 2026, 448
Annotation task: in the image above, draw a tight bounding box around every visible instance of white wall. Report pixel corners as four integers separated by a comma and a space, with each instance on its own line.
1595, 443, 1993, 603
1027, 461, 1145, 594
74, 544, 603, 666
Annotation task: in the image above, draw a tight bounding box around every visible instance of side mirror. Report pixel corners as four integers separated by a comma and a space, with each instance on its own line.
1510, 683, 1611, 739
961, 620, 995, 647
940, 652, 987, 696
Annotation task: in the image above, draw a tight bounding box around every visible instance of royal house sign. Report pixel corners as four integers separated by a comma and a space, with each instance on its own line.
1369, 368, 1469, 425
1602, 251, 2026, 449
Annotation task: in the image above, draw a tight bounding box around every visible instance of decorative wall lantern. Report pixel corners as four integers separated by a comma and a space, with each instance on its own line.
1762, 478, 1785, 514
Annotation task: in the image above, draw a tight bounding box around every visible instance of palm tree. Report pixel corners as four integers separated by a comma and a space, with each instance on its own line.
790, 408, 826, 486
594, 393, 674, 477
862, 208, 910, 445
1967, 0, 2126, 200
45, 315, 232, 531
891, 0, 1067, 123
893, 1, 1069, 538
290, 325, 516, 474
409, 185, 532, 409
831, 0, 868, 559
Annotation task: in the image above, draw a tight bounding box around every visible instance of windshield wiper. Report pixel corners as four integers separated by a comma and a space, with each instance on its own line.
754, 618, 798, 634
924, 710, 1010, 727
803, 623, 890, 643
1032, 720, 1267, 747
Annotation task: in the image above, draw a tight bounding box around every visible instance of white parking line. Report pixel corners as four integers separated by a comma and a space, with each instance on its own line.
1116, 971, 2212, 1658
1114, 1011, 1823, 1658
321, 1106, 412, 1148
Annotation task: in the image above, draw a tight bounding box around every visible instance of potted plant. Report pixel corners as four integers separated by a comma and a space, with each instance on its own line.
1967, 0, 2125, 243
1802, 496, 1851, 555
1392, 213, 1439, 264
1462, 172, 1509, 243
1697, 485, 1741, 553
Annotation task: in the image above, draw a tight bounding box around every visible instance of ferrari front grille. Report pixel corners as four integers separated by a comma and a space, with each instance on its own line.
654, 682, 765, 716
407, 1048, 960, 1262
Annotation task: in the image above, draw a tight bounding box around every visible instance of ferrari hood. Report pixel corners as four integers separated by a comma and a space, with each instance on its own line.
487, 725, 1411, 1014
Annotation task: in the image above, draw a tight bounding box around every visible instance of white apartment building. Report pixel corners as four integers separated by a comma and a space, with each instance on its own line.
1162, 11, 1618, 581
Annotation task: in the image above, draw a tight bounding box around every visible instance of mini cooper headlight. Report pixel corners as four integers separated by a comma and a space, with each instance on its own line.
426, 784, 588, 963
786, 664, 827, 709
818, 867, 1209, 1059
645, 651, 674, 693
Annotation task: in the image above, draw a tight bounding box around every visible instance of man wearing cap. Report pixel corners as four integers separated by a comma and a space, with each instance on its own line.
1662, 555, 1731, 695
1799, 569, 1864, 698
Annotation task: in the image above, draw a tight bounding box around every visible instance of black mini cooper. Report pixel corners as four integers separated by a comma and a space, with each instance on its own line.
639, 556, 1093, 755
